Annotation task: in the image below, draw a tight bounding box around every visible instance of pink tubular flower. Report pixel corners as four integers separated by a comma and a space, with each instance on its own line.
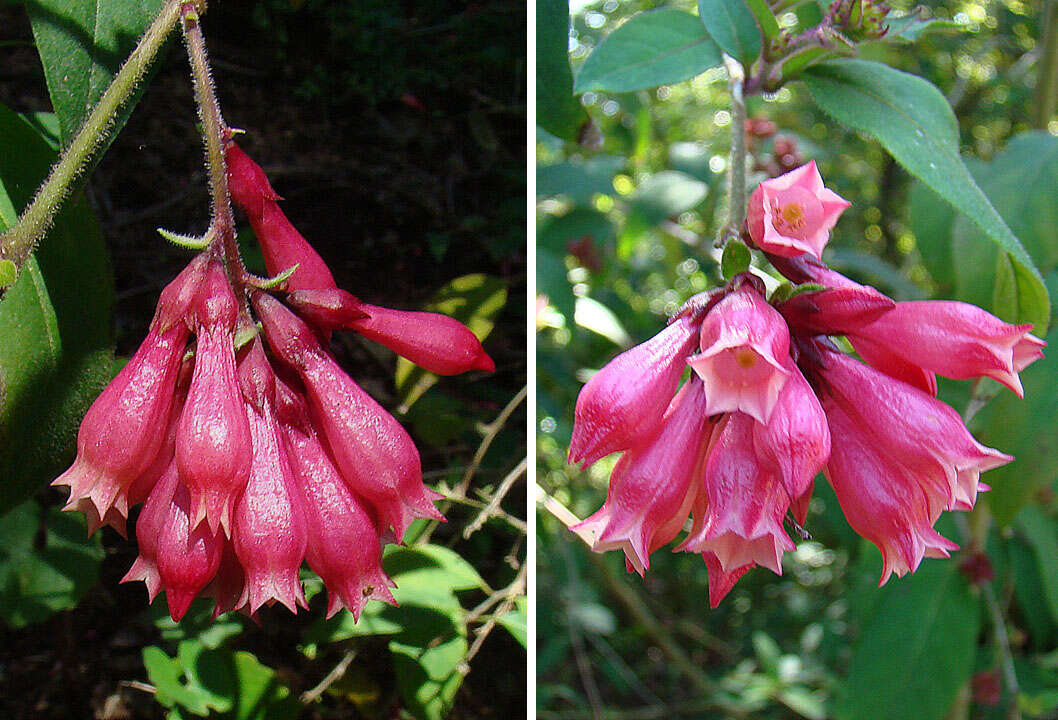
283, 424, 397, 619
746, 161, 850, 259
823, 399, 959, 584
154, 475, 225, 622
573, 379, 714, 575
680, 413, 796, 575
233, 348, 309, 614
689, 283, 791, 424
175, 260, 253, 534
254, 292, 442, 543
121, 462, 179, 602
702, 552, 754, 608
287, 289, 494, 375
778, 285, 895, 336
819, 346, 1011, 516
846, 301, 1045, 397
569, 314, 700, 468
752, 361, 830, 507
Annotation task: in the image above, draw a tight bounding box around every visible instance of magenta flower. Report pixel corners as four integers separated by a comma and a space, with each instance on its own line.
689, 282, 791, 424
572, 379, 714, 575
175, 259, 253, 534
746, 161, 849, 259
58, 142, 493, 623
569, 314, 700, 468
570, 162, 1044, 600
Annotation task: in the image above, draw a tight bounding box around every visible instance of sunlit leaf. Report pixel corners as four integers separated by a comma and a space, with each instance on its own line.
698, 0, 761, 69
574, 9, 722, 94
537, 0, 585, 139
802, 60, 1049, 330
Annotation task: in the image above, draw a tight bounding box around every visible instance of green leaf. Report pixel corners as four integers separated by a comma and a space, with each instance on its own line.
952, 131, 1058, 322
630, 170, 708, 225
721, 240, 752, 280
537, 156, 624, 202
497, 595, 527, 648
743, 0, 780, 40
0, 103, 115, 514
390, 606, 468, 720
575, 296, 631, 347
383, 543, 488, 593
802, 59, 1049, 329
1016, 506, 1058, 628
394, 274, 506, 412
27, 0, 167, 146
835, 561, 980, 720
574, 9, 723, 94
973, 325, 1058, 526
0, 500, 104, 628
536, 0, 585, 139
881, 14, 957, 43
697, 0, 761, 69
908, 180, 956, 293
537, 248, 575, 322
144, 642, 299, 720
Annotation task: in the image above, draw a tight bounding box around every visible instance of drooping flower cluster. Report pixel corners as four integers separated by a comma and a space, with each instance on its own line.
54, 142, 493, 621
570, 162, 1044, 606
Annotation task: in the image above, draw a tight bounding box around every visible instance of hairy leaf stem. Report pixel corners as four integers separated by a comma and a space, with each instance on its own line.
719, 57, 748, 249
179, 2, 247, 287
0, 0, 183, 277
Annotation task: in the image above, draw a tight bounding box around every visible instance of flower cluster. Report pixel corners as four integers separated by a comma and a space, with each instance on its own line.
53, 142, 493, 621
570, 162, 1044, 606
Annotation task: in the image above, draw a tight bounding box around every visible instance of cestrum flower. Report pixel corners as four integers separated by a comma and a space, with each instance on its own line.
570, 162, 1043, 605
746, 161, 850, 259
54, 141, 494, 622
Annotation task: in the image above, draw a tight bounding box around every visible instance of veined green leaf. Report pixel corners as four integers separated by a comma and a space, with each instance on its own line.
802, 59, 1049, 330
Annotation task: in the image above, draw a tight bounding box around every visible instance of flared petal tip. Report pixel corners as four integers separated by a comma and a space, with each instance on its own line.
472, 352, 496, 373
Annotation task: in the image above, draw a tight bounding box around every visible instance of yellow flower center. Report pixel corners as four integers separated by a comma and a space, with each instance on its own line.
779, 202, 805, 228
734, 348, 757, 369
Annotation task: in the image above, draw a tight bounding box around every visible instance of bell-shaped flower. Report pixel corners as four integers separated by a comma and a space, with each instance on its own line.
819, 347, 1011, 515
202, 540, 246, 619
175, 260, 253, 534
254, 292, 442, 542
569, 314, 700, 468
233, 388, 309, 614
823, 399, 959, 584
846, 301, 1045, 397
154, 473, 226, 622
752, 361, 830, 505
689, 284, 791, 424
679, 413, 796, 575
573, 379, 714, 574
53, 321, 189, 529
283, 424, 397, 619
746, 161, 849, 259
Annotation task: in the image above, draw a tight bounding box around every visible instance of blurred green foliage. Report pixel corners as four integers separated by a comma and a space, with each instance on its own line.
537, 1, 1058, 718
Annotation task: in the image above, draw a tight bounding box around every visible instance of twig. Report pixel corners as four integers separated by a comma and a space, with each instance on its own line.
419, 386, 526, 543
300, 650, 357, 704
435, 488, 527, 532
119, 680, 157, 695
463, 457, 527, 538
458, 386, 527, 495
463, 562, 527, 666
1034, 0, 1058, 129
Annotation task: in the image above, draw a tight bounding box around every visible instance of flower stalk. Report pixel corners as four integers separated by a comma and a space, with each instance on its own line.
179, 2, 246, 284
719, 57, 748, 248
0, 0, 183, 281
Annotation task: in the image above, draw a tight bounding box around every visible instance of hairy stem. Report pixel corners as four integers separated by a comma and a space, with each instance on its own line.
719, 58, 748, 247
0, 0, 183, 274
179, 2, 245, 282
